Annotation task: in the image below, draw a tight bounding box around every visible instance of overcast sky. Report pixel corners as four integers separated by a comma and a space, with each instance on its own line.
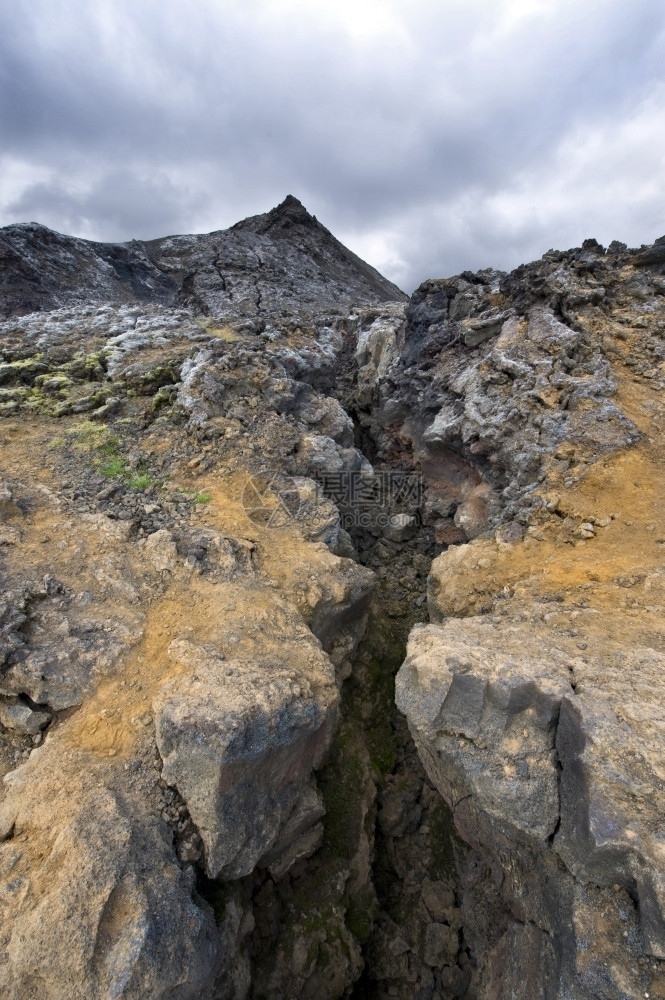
1, 0, 664, 292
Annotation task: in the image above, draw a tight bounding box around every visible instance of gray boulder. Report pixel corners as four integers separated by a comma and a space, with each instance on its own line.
0, 747, 220, 1000
396, 617, 665, 996
154, 638, 338, 879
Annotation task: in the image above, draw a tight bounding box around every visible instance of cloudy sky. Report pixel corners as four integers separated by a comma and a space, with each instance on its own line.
1, 0, 664, 291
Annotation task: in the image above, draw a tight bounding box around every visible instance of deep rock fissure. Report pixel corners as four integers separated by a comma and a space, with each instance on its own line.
334, 417, 474, 996
180, 389, 479, 998
251, 331, 495, 994
2, 204, 665, 1000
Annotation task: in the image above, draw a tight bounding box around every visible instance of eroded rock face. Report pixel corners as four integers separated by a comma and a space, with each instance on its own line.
0, 482, 369, 996
394, 237, 665, 998
0, 746, 221, 1000
353, 239, 665, 546
0, 196, 405, 323
397, 616, 665, 997
0, 198, 395, 1000
2, 201, 665, 1000
155, 638, 338, 880
0, 474, 378, 1000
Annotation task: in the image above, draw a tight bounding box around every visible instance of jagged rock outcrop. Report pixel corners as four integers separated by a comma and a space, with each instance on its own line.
394, 239, 665, 998
397, 616, 665, 997
0, 742, 221, 1000
0, 195, 405, 323
353, 238, 663, 543
0, 457, 373, 997
154, 638, 337, 881
1, 198, 664, 1000
0, 199, 384, 1000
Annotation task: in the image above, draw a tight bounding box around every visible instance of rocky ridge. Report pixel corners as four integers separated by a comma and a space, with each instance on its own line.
0, 203, 663, 999
386, 237, 665, 998
0, 195, 405, 325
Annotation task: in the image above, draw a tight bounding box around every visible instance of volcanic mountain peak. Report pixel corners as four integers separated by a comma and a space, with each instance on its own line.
0, 197, 406, 322
232, 193, 318, 234
1, 204, 665, 1000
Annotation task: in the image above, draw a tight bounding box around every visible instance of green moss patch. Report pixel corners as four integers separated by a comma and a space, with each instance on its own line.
126, 472, 153, 490
428, 797, 461, 880
99, 455, 129, 478
318, 721, 366, 861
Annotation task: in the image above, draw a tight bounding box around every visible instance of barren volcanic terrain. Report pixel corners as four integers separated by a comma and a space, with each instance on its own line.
0, 199, 664, 999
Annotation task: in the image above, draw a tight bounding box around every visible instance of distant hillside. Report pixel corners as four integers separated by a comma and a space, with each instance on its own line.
0, 195, 406, 321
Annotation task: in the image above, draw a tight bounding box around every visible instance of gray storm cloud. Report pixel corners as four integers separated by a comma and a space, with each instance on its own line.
1, 0, 664, 291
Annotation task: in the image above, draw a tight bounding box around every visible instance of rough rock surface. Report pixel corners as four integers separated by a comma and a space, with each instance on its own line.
0, 743, 221, 1000
353, 238, 664, 543
1, 200, 664, 1000
155, 637, 337, 880
0, 198, 384, 1000
395, 238, 665, 997
0, 195, 405, 323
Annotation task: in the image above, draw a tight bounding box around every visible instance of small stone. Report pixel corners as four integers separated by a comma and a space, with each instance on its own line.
96, 484, 119, 501
422, 922, 459, 966
436, 521, 468, 545
495, 521, 525, 545
440, 965, 471, 997
421, 880, 455, 921
388, 935, 410, 957
577, 642, 587, 650
0, 700, 51, 736
383, 513, 418, 542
